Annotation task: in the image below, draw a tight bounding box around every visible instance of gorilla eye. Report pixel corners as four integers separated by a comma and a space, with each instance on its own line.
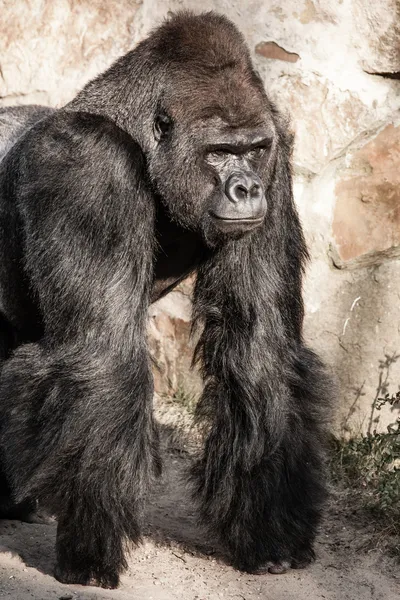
205, 147, 234, 165
207, 150, 228, 161
248, 147, 266, 161
154, 113, 172, 141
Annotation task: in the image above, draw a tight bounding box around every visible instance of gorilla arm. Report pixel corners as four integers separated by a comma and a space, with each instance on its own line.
0, 111, 160, 587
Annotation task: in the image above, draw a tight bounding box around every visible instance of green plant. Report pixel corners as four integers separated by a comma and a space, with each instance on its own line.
332, 391, 400, 555
171, 383, 198, 415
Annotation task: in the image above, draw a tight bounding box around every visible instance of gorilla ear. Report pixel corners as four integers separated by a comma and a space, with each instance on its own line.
154, 112, 173, 142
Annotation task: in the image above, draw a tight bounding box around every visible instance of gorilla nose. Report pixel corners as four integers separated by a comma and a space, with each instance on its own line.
209, 170, 267, 233
225, 172, 263, 204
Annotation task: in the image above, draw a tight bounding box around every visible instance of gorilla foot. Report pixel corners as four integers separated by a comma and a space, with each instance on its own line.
249, 560, 291, 575
267, 561, 291, 574
236, 545, 315, 575
54, 563, 119, 589
255, 547, 315, 574
235, 556, 291, 575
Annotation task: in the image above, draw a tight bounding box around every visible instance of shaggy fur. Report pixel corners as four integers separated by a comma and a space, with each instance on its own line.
0, 11, 333, 589
191, 129, 332, 572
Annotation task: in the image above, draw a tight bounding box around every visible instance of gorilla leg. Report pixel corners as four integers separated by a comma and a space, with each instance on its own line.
0, 342, 160, 587
191, 240, 332, 574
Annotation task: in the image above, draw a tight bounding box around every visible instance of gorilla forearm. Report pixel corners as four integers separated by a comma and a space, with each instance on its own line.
191, 345, 330, 573
0, 341, 159, 586
191, 220, 332, 573
1, 343, 158, 510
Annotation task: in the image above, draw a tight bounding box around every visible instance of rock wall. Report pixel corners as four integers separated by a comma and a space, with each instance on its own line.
1, 0, 399, 434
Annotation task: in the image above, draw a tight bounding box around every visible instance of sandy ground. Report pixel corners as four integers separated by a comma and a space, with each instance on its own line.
0, 402, 399, 600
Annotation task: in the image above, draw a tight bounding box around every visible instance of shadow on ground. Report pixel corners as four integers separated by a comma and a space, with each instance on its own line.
0, 420, 399, 600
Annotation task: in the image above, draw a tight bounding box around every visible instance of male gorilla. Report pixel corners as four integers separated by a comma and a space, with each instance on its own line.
0, 11, 332, 589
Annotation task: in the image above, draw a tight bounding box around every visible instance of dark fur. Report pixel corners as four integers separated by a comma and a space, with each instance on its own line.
191, 124, 332, 572
0, 11, 333, 588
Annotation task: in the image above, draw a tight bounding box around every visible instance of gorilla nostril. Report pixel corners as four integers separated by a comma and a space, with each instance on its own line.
250, 183, 261, 199
234, 184, 248, 201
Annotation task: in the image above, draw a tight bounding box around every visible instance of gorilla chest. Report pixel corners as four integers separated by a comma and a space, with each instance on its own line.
151, 227, 204, 303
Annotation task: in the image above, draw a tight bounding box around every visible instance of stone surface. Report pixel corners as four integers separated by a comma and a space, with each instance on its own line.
267, 73, 379, 174
303, 254, 400, 436
255, 41, 299, 63
148, 288, 202, 399
352, 0, 400, 74
0, 0, 142, 107
331, 124, 400, 268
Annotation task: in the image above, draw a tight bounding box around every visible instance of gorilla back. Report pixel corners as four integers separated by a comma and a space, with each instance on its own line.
0, 11, 333, 589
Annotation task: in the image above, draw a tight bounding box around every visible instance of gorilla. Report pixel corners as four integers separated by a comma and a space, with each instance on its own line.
0, 11, 333, 589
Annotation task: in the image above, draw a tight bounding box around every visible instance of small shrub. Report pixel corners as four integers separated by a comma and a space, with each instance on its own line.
171, 384, 198, 415
331, 392, 400, 555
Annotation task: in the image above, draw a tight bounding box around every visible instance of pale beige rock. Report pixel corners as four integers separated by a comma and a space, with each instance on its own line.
148, 290, 202, 399
303, 255, 400, 436
0, 0, 142, 107
267, 73, 376, 174
352, 0, 400, 74
332, 124, 400, 267
299, 130, 400, 435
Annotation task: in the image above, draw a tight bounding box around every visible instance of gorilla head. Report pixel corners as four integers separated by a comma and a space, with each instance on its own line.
147, 13, 276, 242
73, 12, 278, 246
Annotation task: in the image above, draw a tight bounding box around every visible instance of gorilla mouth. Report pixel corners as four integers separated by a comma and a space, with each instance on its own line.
210, 213, 264, 224
210, 213, 265, 232
211, 213, 264, 223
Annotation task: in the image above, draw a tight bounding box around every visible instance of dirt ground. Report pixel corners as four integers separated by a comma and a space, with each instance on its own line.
0, 399, 399, 600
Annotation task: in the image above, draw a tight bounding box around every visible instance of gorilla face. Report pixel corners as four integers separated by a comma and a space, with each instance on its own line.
147, 69, 277, 245
201, 125, 273, 235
